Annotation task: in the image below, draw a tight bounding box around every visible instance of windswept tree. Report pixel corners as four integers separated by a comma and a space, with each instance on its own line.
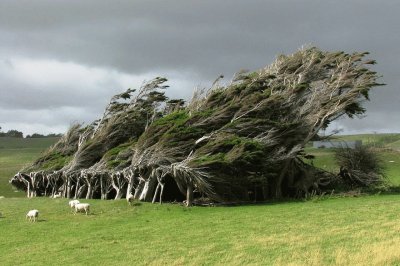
64, 77, 169, 172
13, 47, 383, 203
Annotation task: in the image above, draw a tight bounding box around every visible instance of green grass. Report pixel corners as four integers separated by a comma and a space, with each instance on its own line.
1, 135, 400, 264
0, 137, 59, 197
306, 133, 400, 185
306, 148, 400, 185
1, 196, 400, 265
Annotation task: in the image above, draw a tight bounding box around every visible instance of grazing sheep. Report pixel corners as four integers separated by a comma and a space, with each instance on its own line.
127, 194, 134, 205
74, 203, 90, 215
69, 199, 80, 208
26, 210, 39, 222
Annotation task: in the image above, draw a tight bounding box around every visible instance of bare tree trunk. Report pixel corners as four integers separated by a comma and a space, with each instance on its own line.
74, 178, 81, 199
152, 173, 166, 204
51, 185, 56, 198
186, 183, 194, 207
66, 176, 71, 198
100, 174, 108, 200
134, 178, 145, 200
125, 170, 135, 200
111, 172, 126, 200
27, 182, 31, 198
30, 173, 37, 197
116, 189, 123, 199
159, 184, 164, 204
85, 184, 92, 199
140, 176, 157, 202
152, 183, 160, 204
76, 184, 87, 199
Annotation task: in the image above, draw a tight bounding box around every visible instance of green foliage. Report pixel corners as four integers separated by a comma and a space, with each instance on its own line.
39, 152, 72, 171
103, 141, 134, 159
152, 110, 189, 126
103, 141, 135, 169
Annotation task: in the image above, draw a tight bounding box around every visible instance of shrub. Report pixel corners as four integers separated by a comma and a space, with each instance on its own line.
335, 146, 386, 188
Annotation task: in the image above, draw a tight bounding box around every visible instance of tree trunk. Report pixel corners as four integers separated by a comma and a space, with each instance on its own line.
86, 184, 92, 199
115, 188, 123, 200
186, 183, 194, 207
77, 184, 87, 199
134, 179, 145, 200
152, 183, 160, 204
275, 159, 291, 198
66, 176, 72, 198
100, 175, 107, 200
112, 173, 126, 200
125, 174, 135, 200
140, 176, 157, 202
74, 180, 81, 199
159, 184, 164, 204
27, 182, 31, 198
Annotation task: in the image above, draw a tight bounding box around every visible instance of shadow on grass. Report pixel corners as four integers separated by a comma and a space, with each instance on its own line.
72, 213, 96, 216
212, 199, 305, 207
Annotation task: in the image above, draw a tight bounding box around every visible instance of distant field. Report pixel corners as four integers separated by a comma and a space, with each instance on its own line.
306, 133, 400, 185
335, 133, 400, 150
0, 137, 59, 197
1, 196, 400, 265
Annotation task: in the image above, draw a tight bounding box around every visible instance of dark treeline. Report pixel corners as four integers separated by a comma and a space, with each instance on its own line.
0, 128, 23, 138
26, 133, 63, 138
0, 126, 62, 138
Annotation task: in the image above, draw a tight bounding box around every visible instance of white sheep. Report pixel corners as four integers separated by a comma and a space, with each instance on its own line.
69, 199, 80, 208
26, 209, 39, 222
74, 203, 90, 215
53, 193, 62, 199
127, 194, 134, 205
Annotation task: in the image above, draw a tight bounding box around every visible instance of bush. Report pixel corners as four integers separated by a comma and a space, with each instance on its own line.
335, 146, 386, 188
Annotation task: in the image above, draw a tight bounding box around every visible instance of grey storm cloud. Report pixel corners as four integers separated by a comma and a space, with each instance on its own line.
0, 0, 399, 134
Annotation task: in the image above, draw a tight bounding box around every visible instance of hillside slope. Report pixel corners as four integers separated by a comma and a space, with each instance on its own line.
0, 137, 59, 197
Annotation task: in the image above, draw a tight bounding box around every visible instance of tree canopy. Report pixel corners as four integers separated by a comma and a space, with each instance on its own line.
12, 47, 383, 205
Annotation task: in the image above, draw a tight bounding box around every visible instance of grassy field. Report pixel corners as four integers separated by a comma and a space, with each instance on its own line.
1, 196, 400, 265
0, 137, 59, 197
1, 135, 400, 265
306, 133, 400, 185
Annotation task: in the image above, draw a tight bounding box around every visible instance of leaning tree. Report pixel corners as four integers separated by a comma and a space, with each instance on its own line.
11, 47, 383, 205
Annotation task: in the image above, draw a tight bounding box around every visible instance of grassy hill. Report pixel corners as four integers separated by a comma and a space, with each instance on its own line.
1, 196, 400, 265
0, 137, 59, 197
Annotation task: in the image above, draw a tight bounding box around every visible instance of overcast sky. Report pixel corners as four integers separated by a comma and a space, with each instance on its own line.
0, 0, 399, 136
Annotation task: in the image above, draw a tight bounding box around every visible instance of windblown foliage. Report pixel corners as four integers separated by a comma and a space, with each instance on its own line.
12, 47, 383, 205
336, 146, 386, 188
